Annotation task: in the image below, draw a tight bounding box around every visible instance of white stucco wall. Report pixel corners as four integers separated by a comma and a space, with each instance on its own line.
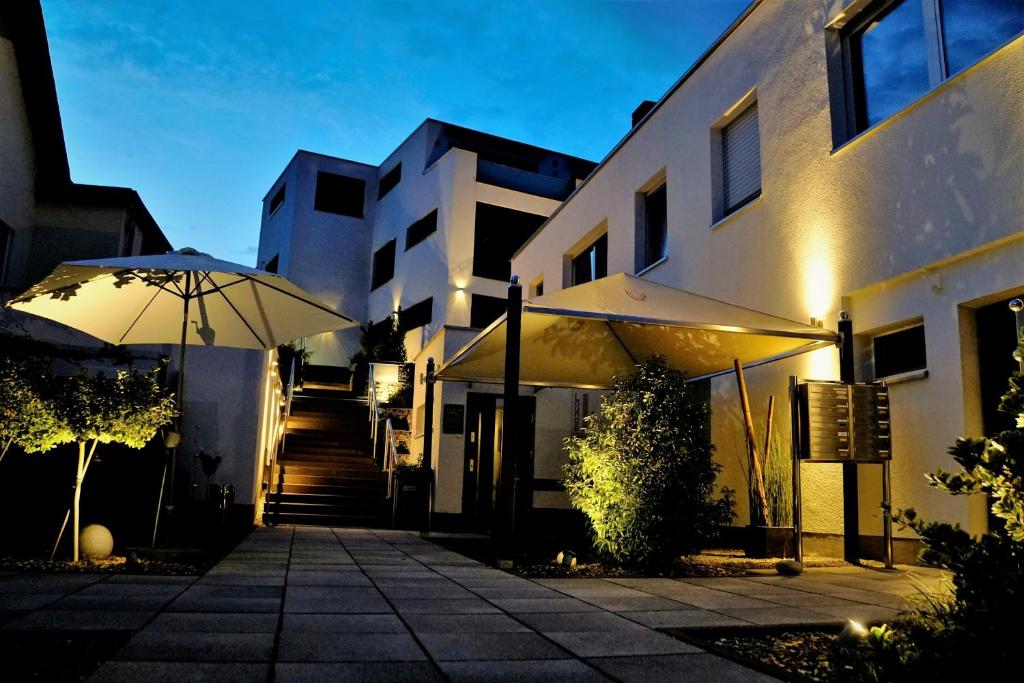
0, 35, 37, 288
512, 1, 1023, 538
257, 151, 377, 367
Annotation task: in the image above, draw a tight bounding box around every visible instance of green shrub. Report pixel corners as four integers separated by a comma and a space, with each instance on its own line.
834, 341, 1024, 679
563, 356, 735, 568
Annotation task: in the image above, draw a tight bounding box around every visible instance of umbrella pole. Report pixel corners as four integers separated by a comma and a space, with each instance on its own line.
168, 270, 192, 509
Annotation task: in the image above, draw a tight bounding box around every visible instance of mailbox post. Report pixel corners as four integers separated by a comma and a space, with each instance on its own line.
791, 378, 894, 568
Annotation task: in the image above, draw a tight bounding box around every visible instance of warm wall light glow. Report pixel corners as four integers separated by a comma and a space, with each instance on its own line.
797, 222, 837, 322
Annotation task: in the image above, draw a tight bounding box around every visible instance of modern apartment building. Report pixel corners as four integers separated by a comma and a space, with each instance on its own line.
257, 120, 596, 527
510, 0, 1023, 561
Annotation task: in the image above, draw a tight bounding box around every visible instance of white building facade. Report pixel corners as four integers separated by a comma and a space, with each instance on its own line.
511, 0, 1023, 561
257, 120, 596, 528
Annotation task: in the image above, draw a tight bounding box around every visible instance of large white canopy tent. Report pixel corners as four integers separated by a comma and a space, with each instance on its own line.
438, 272, 839, 388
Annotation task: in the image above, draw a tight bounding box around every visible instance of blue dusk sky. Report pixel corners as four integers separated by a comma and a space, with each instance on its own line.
41, 0, 749, 265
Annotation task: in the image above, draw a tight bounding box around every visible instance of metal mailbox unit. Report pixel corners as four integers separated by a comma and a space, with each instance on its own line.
790, 378, 894, 568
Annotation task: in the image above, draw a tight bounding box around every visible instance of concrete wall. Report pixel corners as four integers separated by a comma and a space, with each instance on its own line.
257, 152, 377, 367
0, 34, 36, 288
512, 1, 1023, 539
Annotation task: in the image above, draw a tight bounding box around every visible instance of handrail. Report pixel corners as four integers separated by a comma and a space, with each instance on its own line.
266, 355, 296, 524
384, 417, 399, 499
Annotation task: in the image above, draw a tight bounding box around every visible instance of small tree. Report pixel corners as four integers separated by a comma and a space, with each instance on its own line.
564, 356, 735, 568
350, 315, 407, 395
49, 368, 176, 562
0, 354, 72, 462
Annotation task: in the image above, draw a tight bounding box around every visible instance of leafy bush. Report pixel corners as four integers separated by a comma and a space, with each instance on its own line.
834, 341, 1024, 680
563, 356, 735, 568
0, 354, 72, 460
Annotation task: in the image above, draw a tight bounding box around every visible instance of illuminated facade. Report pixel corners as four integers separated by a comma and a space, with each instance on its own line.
512, 0, 1023, 560
257, 121, 596, 526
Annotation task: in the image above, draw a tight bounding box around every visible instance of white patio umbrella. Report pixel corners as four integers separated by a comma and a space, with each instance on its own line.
5, 247, 358, 512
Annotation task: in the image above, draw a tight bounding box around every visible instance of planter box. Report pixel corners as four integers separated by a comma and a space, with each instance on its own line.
745, 525, 795, 559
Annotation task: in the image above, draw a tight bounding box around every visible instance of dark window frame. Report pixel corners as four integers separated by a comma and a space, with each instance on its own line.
720, 102, 762, 215
398, 296, 433, 332
571, 233, 608, 286
314, 171, 365, 218
872, 323, 927, 379
370, 239, 397, 291
268, 184, 286, 217
636, 183, 668, 272
378, 163, 402, 200
831, 0, 1023, 144
470, 294, 508, 329
0, 219, 12, 287
405, 209, 438, 251
471, 203, 547, 282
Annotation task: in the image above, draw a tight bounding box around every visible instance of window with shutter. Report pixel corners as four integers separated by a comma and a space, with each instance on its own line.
721, 102, 761, 214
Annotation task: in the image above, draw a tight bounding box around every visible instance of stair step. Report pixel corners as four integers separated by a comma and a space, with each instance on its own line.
263, 512, 392, 528
280, 452, 373, 464
268, 499, 390, 512
277, 461, 380, 475
277, 482, 389, 496
276, 473, 385, 487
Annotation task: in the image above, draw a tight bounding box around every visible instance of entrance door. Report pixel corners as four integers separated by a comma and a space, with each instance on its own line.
461, 393, 535, 530
976, 295, 1023, 435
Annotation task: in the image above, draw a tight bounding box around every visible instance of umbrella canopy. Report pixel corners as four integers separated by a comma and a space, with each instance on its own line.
438, 273, 839, 389
5, 248, 357, 348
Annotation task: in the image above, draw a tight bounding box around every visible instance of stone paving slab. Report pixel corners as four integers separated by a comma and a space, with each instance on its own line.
89, 661, 269, 682
589, 653, 780, 682
440, 659, 610, 682
1, 525, 940, 681
275, 661, 445, 683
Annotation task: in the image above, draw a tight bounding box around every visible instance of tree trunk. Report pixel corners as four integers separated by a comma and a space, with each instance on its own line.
73, 442, 85, 562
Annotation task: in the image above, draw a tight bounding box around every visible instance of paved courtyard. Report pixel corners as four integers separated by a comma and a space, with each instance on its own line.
0, 526, 945, 681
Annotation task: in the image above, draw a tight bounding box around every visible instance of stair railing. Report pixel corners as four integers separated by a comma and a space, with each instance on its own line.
384, 417, 400, 500
266, 355, 296, 525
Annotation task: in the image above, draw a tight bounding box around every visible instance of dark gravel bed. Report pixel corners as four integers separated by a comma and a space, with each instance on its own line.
667, 626, 842, 682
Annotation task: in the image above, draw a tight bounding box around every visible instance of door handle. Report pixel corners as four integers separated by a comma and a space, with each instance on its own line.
468, 459, 475, 472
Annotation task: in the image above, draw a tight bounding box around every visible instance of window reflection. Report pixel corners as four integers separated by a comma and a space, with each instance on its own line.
941, 0, 1023, 76
852, 0, 931, 130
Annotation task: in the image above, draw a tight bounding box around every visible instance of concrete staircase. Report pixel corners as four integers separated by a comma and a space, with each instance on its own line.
263, 391, 391, 528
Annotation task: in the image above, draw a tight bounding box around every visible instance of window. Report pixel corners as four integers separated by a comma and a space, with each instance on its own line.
872, 324, 926, 378
0, 220, 11, 286
263, 254, 279, 274
405, 209, 437, 251
721, 102, 761, 213
470, 294, 507, 329
378, 163, 401, 200
940, 0, 1023, 75
571, 234, 608, 286
268, 184, 286, 216
532, 280, 544, 298
839, 0, 1022, 137
398, 297, 432, 332
314, 171, 365, 218
637, 184, 667, 271
370, 239, 396, 290
471, 203, 547, 281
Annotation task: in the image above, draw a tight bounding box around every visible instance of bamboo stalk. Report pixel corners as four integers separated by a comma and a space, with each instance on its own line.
762, 395, 776, 477
734, 359, 771, 526
50, 509, 70, 561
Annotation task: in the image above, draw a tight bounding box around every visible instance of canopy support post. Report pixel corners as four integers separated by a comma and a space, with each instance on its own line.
839, 311, 859, 563
424, 357, 436, 533
496, 276, 523, 565
167, 270, 192, 512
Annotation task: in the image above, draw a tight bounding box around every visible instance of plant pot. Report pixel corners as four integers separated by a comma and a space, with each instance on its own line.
745, 525, 795, 559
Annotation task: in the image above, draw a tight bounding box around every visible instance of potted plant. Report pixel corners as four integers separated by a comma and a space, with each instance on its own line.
744, 428, 793, 558
733, 362, 794, 559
